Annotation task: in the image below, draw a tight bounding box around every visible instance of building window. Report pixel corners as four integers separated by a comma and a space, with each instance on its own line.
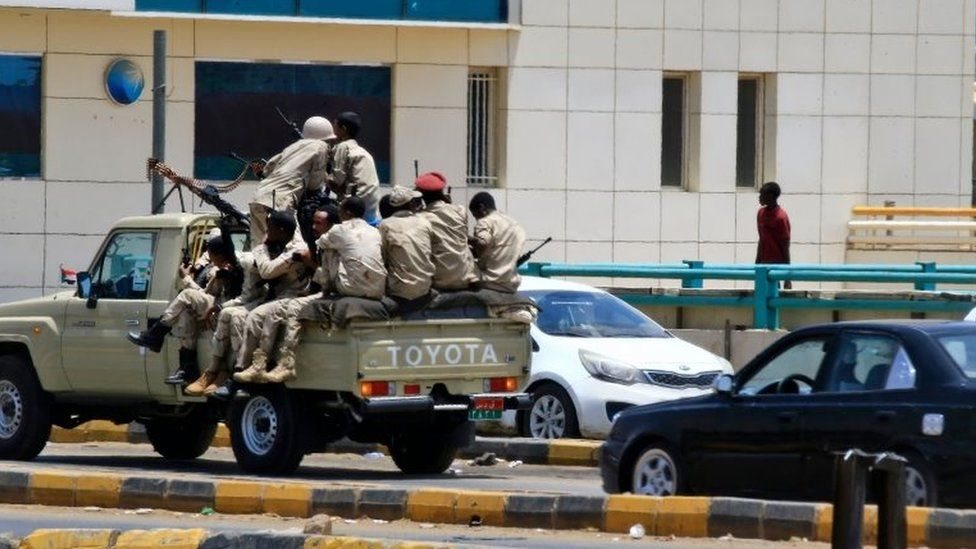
194, 61, 391, 182
0, 54, 42, 178
737, 76, 764, 188
661, 76, 686, 187
467, 68, 499, 187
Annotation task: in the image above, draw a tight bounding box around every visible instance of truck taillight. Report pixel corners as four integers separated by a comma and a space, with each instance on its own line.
360, 381, 395, 397
404, 384, 421, 395
485, 377, 518, 393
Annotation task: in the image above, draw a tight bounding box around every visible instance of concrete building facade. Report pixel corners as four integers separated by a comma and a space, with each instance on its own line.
0, 0, 973, 301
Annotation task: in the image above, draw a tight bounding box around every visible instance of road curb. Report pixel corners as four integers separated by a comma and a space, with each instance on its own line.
49, 421, 604, 467
1, 468, 972, 546
14, 528, 454, 548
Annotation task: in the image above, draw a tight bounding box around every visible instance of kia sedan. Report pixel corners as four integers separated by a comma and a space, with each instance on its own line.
601, 320, 976, 508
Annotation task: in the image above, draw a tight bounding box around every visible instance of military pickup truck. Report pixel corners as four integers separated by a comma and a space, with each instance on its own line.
0, 213, 531, 475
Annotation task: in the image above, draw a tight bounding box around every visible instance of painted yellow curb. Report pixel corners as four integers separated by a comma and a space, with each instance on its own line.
263, 483, 312, 518
655, 496, 709, 538
214, 480, 264, 515
75, 474, 122, 509
85, 420, 130, 443
29, 471, 77, 507
49, 426, 87, 443
114, 528, 208, 549
814, 504, 832, 542
304, 537, 385, 548
604, 494, 658, 533
546, 440, 600, 466
20, 528, 117, 549
861, 504, 878, 546
212, 424, 231, 447
454, 491, 507, 527
407, 489, 457, 524
906, 506, 932, 546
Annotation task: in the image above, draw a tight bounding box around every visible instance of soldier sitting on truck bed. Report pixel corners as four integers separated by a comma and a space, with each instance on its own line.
379, 185, 436, 313
415, 172, 481, 291
126, 234, 243, 385
468, 191, 526, 294
230, 211, 310, 385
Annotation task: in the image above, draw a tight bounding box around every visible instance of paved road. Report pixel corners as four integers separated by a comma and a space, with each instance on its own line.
25, 442, 604, 496
0, 504, 827, 549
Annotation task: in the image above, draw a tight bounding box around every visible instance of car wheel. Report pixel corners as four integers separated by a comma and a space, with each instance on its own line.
631, 443, 682, 496
388, 433, 458, 475
901, 452, 937, 508
228, 385, 307, 475
521, 383, 579, 439
144, 406, 218, 461
0, 355, 51, 461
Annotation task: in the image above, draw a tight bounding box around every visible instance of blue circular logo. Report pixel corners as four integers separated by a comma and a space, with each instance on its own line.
105, 59, 144, 105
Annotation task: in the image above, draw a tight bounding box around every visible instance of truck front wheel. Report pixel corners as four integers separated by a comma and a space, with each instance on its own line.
144, 406, 218, 460
0, 355, 51, 461
389, 433, 458, 475
228, 385, 306, 475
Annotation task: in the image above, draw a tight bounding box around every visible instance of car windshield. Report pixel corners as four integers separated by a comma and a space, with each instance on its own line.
523, 289, 670, 338
936, 333, 976, 379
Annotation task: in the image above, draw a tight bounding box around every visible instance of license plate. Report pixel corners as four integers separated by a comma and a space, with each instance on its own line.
469, 409, 502, 420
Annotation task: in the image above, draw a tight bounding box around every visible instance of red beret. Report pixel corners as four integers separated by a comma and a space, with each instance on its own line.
415, 171, 447, 192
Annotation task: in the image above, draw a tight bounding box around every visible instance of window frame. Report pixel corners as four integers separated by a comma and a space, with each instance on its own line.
88, 230, 158, 301
0, 52, 43, 180
661, 73, 689, 189
737, 335, 833, 396
821, 331, 917, 394
736, 74, 765, 189
466, 66, 500, 187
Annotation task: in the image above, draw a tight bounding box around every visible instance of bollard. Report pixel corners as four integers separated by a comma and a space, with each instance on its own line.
831, 449, 908, 549
682, 260, 704, 289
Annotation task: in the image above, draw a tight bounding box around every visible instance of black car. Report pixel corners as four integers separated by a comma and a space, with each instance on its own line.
600, 320, 976, 508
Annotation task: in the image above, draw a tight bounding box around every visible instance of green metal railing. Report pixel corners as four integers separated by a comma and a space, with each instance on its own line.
520, 261, 976, 329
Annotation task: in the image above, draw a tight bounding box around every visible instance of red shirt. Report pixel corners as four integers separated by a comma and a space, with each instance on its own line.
757, 205, 791, 264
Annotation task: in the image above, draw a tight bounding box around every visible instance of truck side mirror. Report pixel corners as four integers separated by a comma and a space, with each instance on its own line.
76, 272, 97, 309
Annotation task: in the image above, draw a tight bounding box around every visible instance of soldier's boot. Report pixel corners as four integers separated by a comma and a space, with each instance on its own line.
126, 321, 171, 353
184, 370, 217, 396
165, 348, 199, 385
203, 370, 230, 396
263, 349, 297, 383
233, 349, 268, 383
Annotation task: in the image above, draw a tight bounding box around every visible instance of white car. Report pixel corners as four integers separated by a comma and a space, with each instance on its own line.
504, 276, 734, 439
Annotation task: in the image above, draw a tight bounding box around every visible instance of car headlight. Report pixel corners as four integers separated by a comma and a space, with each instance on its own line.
579, 349, 646, 385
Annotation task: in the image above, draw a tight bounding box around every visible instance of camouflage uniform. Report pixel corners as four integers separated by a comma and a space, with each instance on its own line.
471, 211, 526, 293
249, 138, 330, 245
420, 201, 480, 291
331, 139, 380, 223
379, 210, 435, 300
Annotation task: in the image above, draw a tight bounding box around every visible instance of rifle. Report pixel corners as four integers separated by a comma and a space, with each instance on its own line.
275, 106, 303, 140
147, 159, 250, 228
517, 237, 552, 267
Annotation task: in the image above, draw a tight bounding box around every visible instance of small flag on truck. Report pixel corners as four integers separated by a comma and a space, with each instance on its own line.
60, 264, 77, 285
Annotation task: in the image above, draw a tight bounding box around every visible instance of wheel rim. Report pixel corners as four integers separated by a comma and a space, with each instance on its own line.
632, 448, 677, 496
905, 466, 929, 507
529, 394, 566, 439
0, 380, 23, 440
240, 396, 277, 457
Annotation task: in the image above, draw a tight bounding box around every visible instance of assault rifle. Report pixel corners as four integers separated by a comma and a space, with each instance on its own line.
517, 237, 552, 267
275, 106, 303, 140
147, 158, 250, 228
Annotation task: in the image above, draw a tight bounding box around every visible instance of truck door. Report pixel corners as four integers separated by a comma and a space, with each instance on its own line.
62, 230, 157, 395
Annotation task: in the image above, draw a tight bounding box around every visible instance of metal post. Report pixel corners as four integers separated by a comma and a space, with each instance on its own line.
753, 266, 769, 329
151, 30, 167, 214
682, 260, 704, 289
875, 453, 907, 549
832, 450, 869, 549
915, 262, 936, 291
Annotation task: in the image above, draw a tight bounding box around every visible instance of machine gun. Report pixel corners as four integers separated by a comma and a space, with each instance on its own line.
517, 237, 552, 267
275, 106, 303, 140
146, 158, 250, 228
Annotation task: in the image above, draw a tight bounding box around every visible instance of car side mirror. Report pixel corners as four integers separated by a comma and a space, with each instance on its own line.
713, 374, 734, 395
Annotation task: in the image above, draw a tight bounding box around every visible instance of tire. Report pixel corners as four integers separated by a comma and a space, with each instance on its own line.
0, 355, 51, 461
519, 382, 579, 440
630, 442, 683, 496
900, 451, 938, 508
227, 385, 306, 475
144, 407, 218, 460
388, 434, 458, 475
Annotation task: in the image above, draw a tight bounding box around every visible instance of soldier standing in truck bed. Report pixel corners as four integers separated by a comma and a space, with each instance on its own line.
329, 112, 380, 225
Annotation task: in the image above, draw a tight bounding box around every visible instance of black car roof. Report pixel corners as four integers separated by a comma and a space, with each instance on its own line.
798, 319, 976, 337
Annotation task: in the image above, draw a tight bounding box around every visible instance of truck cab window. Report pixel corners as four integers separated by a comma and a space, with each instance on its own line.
89, 232, 156, 300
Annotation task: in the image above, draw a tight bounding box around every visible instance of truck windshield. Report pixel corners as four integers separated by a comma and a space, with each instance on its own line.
937, 333, 976, 379
523, 290, 670, 339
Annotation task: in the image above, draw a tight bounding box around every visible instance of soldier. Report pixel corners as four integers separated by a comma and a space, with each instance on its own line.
319, 196, 387, 299
468, 191, 526, 293
379, 186, 435, 303
414, 172, 480, 291
232, 211, 309, 383
184, 249, 265, 396
126, 235, 241, 385
249, 116, 335, 246
329, 112, 380, 225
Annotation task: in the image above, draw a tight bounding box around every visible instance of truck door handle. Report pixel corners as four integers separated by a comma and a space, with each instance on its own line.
875, 410, 896, 422
778, 411, 797, 423
124, 319, 141, 327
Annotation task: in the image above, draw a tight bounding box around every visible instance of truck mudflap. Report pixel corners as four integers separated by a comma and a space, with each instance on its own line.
361, 392, 531, 419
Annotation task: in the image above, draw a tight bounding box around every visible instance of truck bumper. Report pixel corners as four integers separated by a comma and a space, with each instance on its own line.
361, 392, 531, 415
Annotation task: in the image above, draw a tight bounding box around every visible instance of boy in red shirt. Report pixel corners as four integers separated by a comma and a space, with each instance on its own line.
755, 181, 792, 289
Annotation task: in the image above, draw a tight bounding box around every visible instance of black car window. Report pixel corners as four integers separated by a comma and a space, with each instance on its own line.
937, 334, 976, 379
823, 333, 914, 393
739, 337, 831, 396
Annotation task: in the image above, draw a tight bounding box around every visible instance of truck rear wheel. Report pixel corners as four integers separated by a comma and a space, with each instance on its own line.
228, 385, 306, 475
0, 355, 51, 461
389, 434, 458, 475
144, 406, 218, 460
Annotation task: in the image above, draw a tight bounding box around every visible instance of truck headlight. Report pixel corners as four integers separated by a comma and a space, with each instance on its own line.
579, 349, 645, 385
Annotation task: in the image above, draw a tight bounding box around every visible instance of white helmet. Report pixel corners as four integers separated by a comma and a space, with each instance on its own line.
302, 116, 337, 141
